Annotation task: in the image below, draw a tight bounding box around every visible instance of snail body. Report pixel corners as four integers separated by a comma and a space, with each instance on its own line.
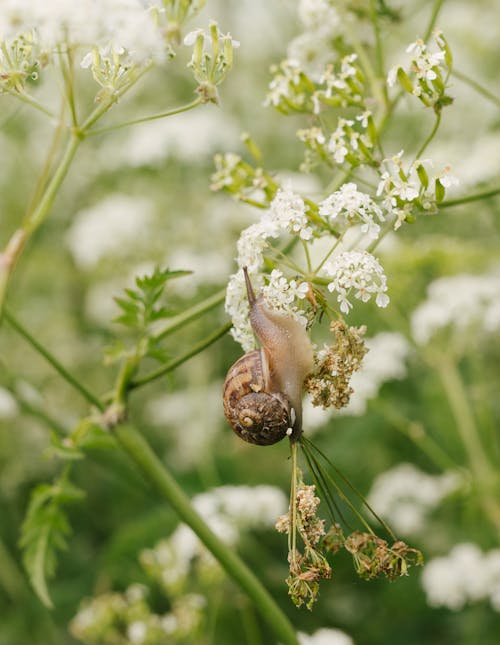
223, 268, 313, 446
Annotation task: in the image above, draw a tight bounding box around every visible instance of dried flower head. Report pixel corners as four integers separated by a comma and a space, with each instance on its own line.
276, 472, 331, 609
304, 321, 368, 409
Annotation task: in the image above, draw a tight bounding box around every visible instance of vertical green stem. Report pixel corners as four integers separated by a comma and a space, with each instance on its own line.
0, 134, 81, 313
424, 0, 447, 42
289, 441, 298, 568
113, 423, 299, 645
436, 356, 500, 532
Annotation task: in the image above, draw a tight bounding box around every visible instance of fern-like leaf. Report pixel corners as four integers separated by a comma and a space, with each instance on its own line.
19, 476, 84, 608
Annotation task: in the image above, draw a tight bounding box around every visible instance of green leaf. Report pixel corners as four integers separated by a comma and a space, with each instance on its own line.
19, 476, 84, 608
113, 266, 191, 333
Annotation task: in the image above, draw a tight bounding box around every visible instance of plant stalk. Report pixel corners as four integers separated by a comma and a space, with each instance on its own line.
114, 423, 300, 645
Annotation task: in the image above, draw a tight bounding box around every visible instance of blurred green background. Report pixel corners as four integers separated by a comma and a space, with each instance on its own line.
1, 1, 499, 643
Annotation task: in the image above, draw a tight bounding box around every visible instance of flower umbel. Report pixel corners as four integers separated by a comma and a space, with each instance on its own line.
324, 250, 390, 314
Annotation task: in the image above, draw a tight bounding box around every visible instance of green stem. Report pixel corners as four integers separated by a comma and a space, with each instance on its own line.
153, 289, 226, 342
3, 308, 104, 412
0, 134, 80, 312
11, 384, 67, 436
2, 85, 55, 118
342, 20, 385, 109
424, 0, 447, 41
440, 185, 500, 208
131, 322, 231, 389
79, 62, 153, 133
86, 97, 204, 137
114, 423, 299, 645
435, 355, 500, 532
24, 134, 80, 234
452, 68, 500, 108
414, 111, 441, 161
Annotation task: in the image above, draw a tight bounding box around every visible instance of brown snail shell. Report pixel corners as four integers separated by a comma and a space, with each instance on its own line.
222, 268, 313, 446
222, 349, 293, 445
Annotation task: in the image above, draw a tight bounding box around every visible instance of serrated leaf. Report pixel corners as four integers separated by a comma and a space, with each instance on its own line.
114, 296, 140, 314
20, 477, 84, 608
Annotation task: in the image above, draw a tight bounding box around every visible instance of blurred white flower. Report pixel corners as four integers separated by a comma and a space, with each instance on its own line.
0, 0, 164, 62
146, 382, 224, 468
110, 109, 240, 168
367, 463, 461, 535
411, 270, 500, 345
66, 194, 154, 269
298, 627, 354, 645
0, 386, 18, 419
422, 543, 500, 611
127, 621, 147, 644
298, 0, 342, 35
141, 484, 287, 590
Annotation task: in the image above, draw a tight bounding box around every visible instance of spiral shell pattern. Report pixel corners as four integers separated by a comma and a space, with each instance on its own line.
222, 350, 292, 446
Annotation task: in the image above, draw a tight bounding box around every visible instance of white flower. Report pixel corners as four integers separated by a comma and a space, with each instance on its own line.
65, 194, 154, 270
341, 332, 410, 416
387, 66, 398, 87
422, 544, 500, 611
146, 382, 224, 468
183, 26, 239, 49
298, 627, 354, 645
261, 270, 309, 326
141, 485, 287, 592
269, 185, 313, 240
298, 0, 342, 34
324, 250, 389, 314
128, 621, 147, 644
367, 464, 461, 535
3, 0, 165, 63
411, 270, 500, 345
319, 182, 384, 240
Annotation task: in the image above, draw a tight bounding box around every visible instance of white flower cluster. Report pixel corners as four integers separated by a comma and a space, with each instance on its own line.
422, 543, 500, 611
225, 184, 313, 349
0, 0, 164, 64
303, 332, 410, 428
387, 39, 446, 88
140, 485, 288, 590
367, 463, 461, 535
71, 582, 205, 643
377, 151, 458, 229
331, 113, 372, 161
411, 270, 500, 345
298, 627, 354, 645
324, 250, 390, 314
319, 182, 385, 240
66, 194, 154, 270
387, 31, 452, 107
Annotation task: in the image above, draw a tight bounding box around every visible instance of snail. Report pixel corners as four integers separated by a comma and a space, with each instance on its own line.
223, 267, 314, 446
